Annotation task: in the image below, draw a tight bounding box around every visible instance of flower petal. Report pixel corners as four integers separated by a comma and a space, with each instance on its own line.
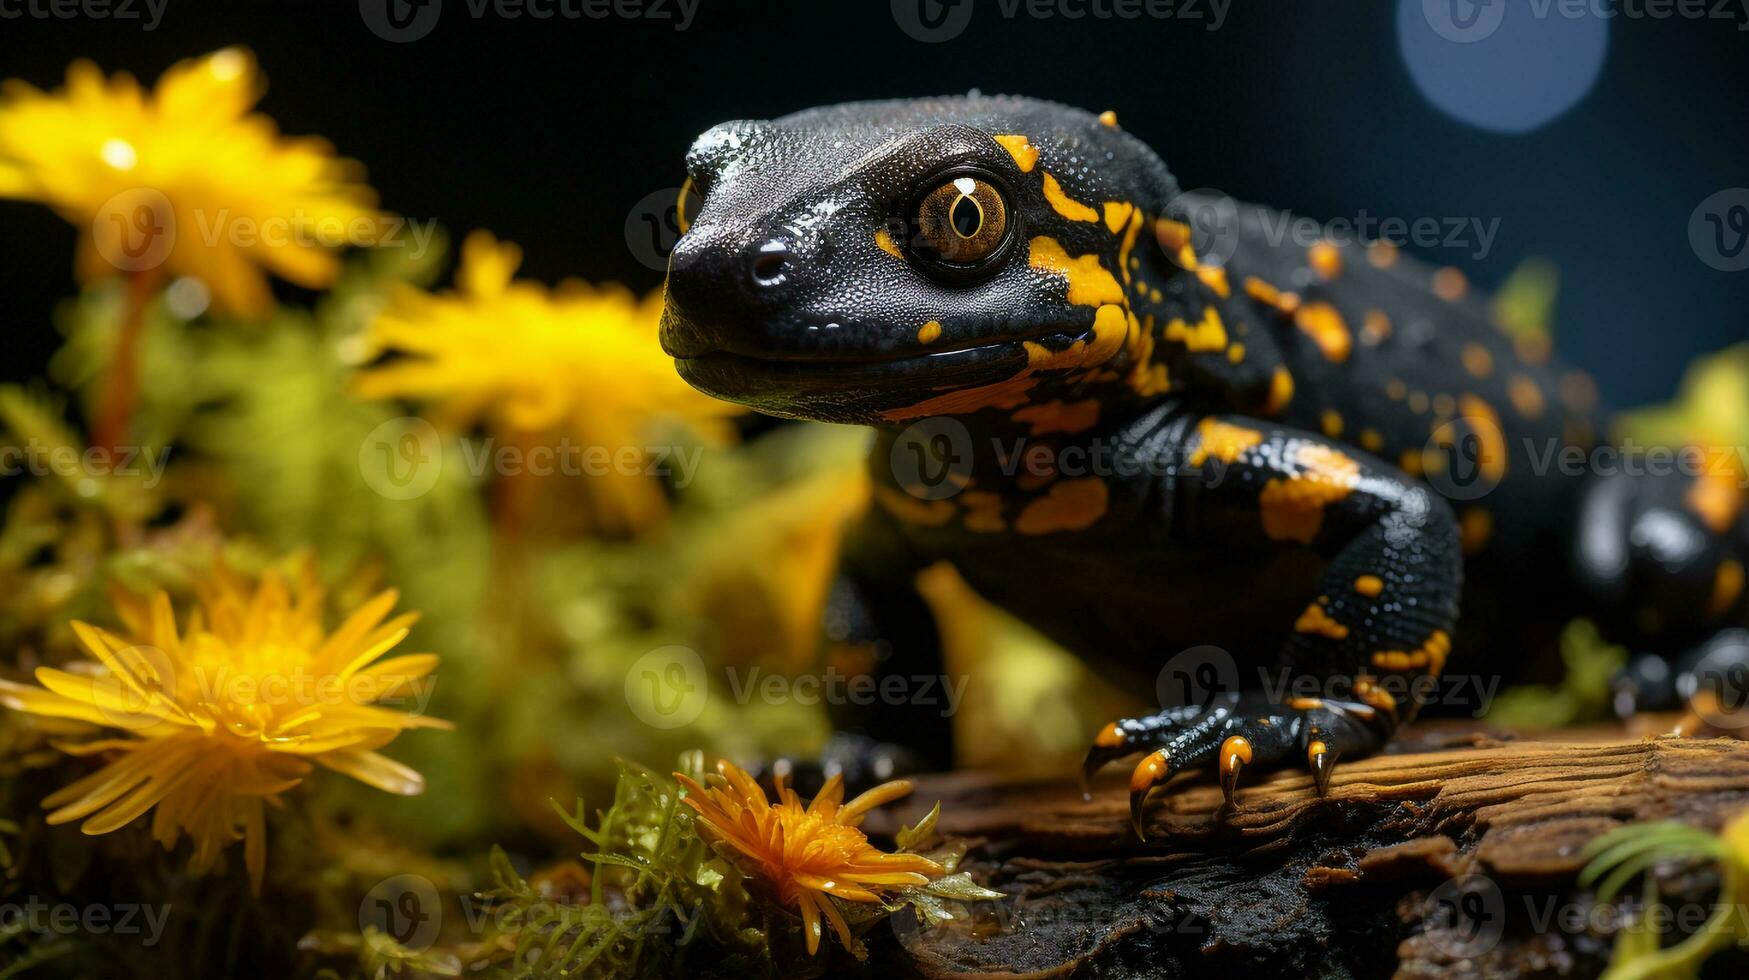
316, 749, 425, 795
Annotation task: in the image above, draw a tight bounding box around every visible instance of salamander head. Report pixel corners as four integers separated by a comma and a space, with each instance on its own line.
660, 95, 1178, 425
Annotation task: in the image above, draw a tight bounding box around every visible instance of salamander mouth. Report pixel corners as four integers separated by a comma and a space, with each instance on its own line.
668, 322, 1097, 419
660, 313, 1082, 363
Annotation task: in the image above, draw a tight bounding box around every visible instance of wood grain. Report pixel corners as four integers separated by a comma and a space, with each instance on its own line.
864, 725, 1749, 978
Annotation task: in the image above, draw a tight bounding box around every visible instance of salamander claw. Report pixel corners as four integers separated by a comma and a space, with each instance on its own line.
1088, 692, 1388, 839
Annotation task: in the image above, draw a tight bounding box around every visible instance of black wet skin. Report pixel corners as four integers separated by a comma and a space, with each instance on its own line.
662, 95, 1749, 833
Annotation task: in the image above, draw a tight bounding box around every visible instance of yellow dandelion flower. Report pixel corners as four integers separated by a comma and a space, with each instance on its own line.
0, 562, 449, 891
0, 48, 383, 315
353, 230, 743, 534
674, 760, 943, 956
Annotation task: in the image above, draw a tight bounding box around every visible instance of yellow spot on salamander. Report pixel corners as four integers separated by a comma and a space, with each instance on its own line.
1354, 575, 1384, 597
1103, 201, 1135, 235
1196, 264, 1231, 298
1259, 443, 1360, 543
1125, 317, 1172, 397
1433, 266, 1469, 301
1227, 343, 1246, 364
1041, 172, 1100, 223
1360, 428, 1384, 452
918, 321, 942, 344
1710, 559, 1745, 618
1156, 218, 1192, 254
1095, 722, 1124, 747
1372, 630, 1452, 675
1189, 418, 1264, 467
1262, 366, 1295, 416
1386, 379, 1408, 401
1354, 677, 1400, 715
1295, 601, 1350, 640
1461, 343, 1495, 379
1028, 236, 1123, 306
1098, 109, 1119, 127
1308, 242, 1342, 280
874, 227, 904, 260
1294, 302, 1353, 363
1367, 241, 1400, 268
1433, 393, 1456, 418
1244, 277, 1301, 315
873, 485, 955, 526
1321, 410, 1344, 438
1456, 394, 1508, 483
1508, 374, 1546, 420
1016, 478, 1109, 534
1165, 307, 1229, 352
993, 134, 1038, 172
1460, 507, 1494, 555
1012, 399, 1102, 436
1421, 445, 1447, 478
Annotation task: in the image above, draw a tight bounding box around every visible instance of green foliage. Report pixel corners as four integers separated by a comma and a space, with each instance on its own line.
1579, 813, 1749, 979
1485, 619, 1627, 729
465, 756, 769, 979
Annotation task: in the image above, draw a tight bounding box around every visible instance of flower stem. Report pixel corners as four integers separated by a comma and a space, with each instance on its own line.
93, 269, 158, 455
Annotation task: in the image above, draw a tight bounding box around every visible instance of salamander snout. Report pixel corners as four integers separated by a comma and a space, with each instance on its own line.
662, 223, 808, 358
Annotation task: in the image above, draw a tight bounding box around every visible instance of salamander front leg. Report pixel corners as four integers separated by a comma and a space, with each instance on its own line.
1083, 415, 1463, 839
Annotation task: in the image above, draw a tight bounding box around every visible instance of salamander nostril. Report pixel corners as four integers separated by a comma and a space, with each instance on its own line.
750, 241, 790, 287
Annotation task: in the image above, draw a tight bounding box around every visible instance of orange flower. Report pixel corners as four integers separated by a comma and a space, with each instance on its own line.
674, 760, 943, 955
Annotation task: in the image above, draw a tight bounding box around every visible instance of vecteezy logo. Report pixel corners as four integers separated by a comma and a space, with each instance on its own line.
358, 417, 444, 501
1686, 631, 1749, 731
1689, 189, 1749, 272
890, 417, 974, 501
1423, 413, 1506, 501
361, 0, 443, 42
1166, 189, 1242, 267
626, 187, 690, 272
892, 0, 974, 43
625, 645, 708, 729
1155, 645, 1239, 712
360, 874, 441, 951
1422, 874, 1505, 958
93, 188, 175, 273
91, 644, 176, 730
1421, 0, 1506, 43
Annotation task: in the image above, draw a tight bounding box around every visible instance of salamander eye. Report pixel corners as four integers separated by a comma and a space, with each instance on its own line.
676, 177, 702, 235
910, 174, 1012, 276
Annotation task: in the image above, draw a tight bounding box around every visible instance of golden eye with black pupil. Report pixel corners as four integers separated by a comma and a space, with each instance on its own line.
675, 177, 701, 235
911, 174, 1011, 274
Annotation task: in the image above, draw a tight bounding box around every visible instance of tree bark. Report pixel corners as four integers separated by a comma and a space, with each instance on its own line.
866, 723, 1749, 978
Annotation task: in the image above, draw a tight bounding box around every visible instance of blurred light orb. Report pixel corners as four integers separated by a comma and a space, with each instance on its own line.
164, 276, 211, 319
1398, 0, 1609, 133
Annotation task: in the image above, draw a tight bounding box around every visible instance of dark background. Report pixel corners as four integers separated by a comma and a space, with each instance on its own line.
2, 0, 1745, 407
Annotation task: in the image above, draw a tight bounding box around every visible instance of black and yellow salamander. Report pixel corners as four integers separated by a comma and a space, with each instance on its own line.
658, 95, 1749, 836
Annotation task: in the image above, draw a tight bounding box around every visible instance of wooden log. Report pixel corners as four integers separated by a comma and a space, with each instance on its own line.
864, 724, 1749, 978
